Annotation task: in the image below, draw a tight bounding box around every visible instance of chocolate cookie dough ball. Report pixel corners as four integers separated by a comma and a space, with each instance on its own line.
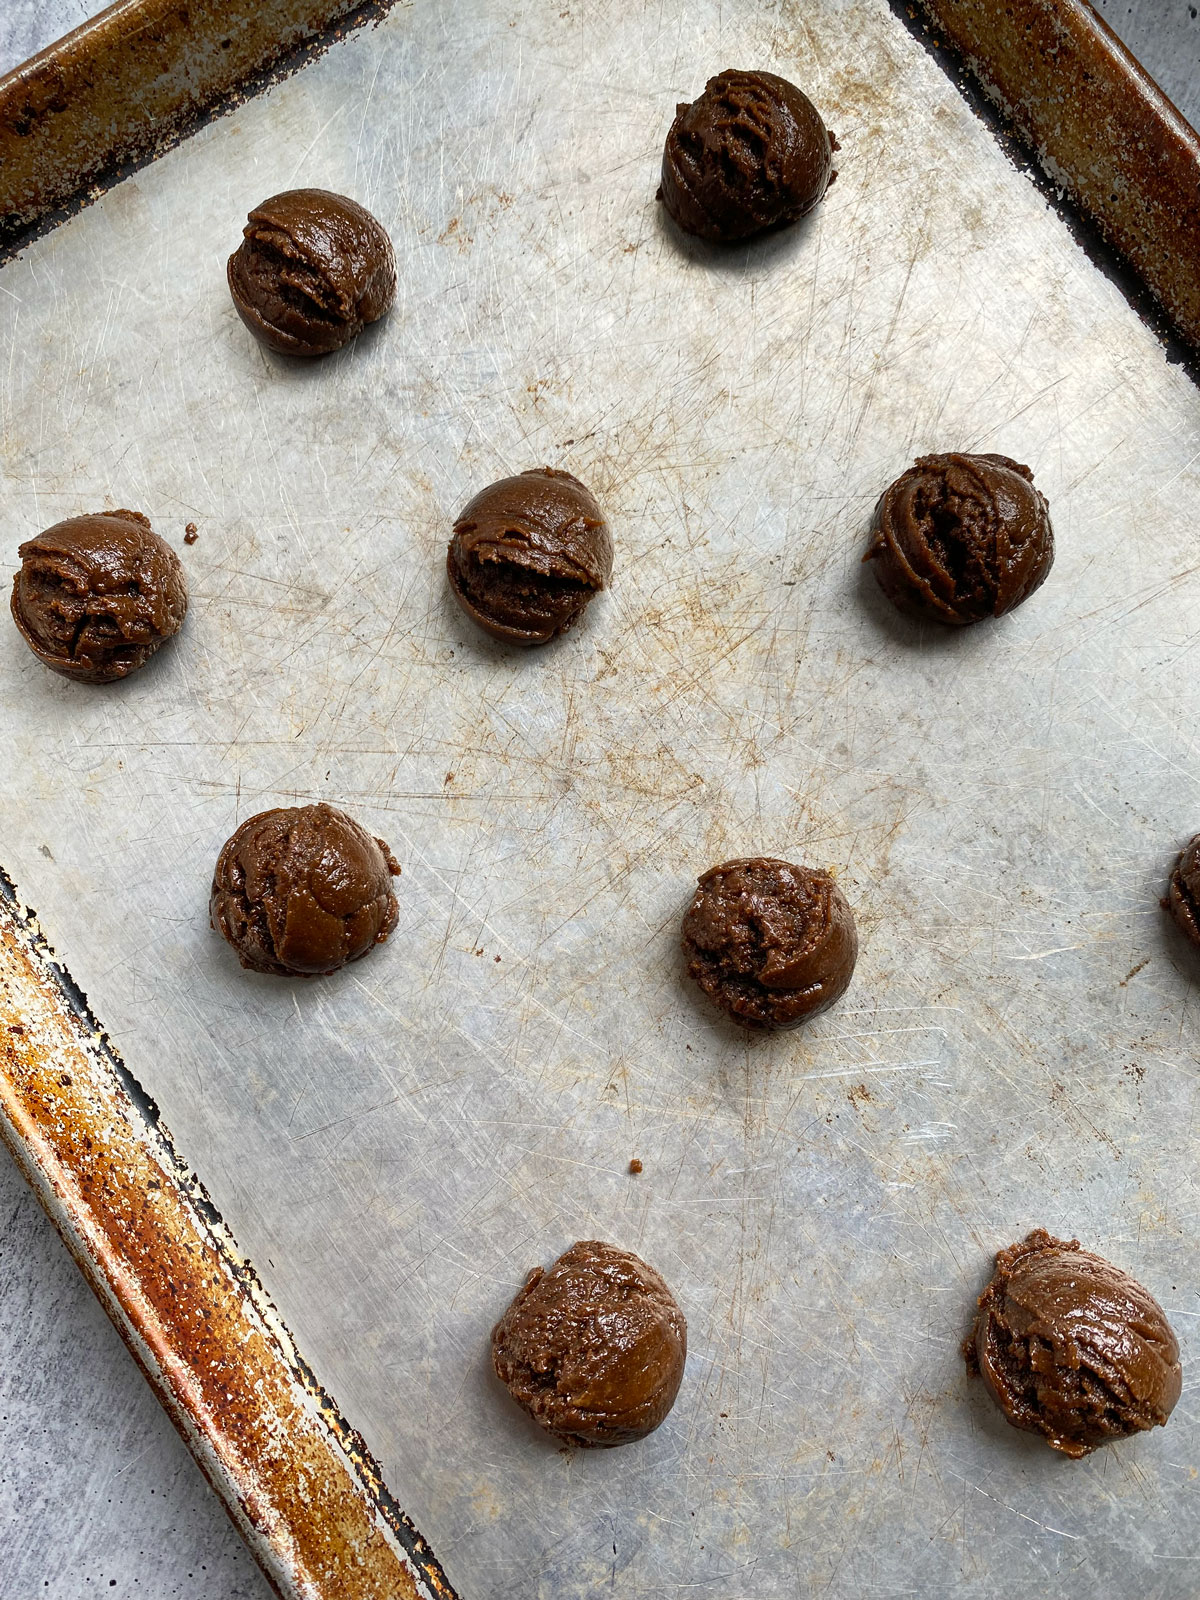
659, 69, 836, 242
447, 468, 612, 646
227, 188, 396, 357
210, 803, 400, 977
1166, 834, 1200, 947
682, 857, 857, 1029
11, 510, 187, 683
865, 453, 1053, 625
491, 1240, 686, 1447
965, 1230, 1182, 1458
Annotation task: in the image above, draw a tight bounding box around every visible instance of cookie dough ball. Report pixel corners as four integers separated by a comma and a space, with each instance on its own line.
1166, 834, 1200, 947
965, 1229, 1182, 1458
682, 857, 857, 1029
210, 803, 400, 977
865, 453, 1053, 625
447, 468, 612, 646
659, 69, 836, 242
11, 510, 187, 683
491, 1240, 686, 1447
227, 188, 396, 356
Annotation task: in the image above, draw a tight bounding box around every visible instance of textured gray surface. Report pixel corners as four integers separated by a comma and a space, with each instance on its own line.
0, 0, 101, 76
0, 1148, 273, 1598
1091, 0, 1200, 125
1, 2, 1200, 1599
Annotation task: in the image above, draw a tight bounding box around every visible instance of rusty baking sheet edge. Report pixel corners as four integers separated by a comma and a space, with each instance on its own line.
0, 0, 401, 264
897, 0, 1200, 370
0, 869, 457, 1600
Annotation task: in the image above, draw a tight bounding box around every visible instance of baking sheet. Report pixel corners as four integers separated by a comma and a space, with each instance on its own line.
2, 0, 1200, 1593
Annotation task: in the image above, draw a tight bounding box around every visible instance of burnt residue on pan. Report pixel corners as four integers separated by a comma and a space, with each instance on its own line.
0, 867, 457, 1600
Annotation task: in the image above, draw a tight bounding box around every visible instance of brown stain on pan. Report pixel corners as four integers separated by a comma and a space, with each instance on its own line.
906, 0, 1200, 359
0, 871, 456, 1600
0, 0, 400, 259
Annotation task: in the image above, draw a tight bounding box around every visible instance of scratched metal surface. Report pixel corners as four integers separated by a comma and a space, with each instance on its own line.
2, 0, 1200, 1593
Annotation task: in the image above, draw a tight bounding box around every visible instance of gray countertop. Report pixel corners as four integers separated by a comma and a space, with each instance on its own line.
1, 4, 1197, 1598
0, 1153, 271, 1598
1091, 0, 1200, 125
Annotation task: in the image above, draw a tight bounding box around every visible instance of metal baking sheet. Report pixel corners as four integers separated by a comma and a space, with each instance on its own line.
2, 0, 1200, 1593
